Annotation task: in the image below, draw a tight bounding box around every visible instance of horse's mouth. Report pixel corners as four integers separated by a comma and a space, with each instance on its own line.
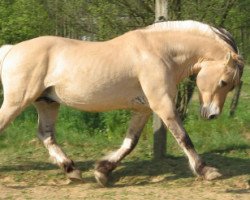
200, 105, 220, 120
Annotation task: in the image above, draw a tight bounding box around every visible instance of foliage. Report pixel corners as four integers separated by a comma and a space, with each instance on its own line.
88, 0, 154, 40
0, 0, 52, 44
168, 0, 250, 61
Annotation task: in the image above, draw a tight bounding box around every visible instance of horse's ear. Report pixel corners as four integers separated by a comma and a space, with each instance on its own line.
225, 52, 235, 68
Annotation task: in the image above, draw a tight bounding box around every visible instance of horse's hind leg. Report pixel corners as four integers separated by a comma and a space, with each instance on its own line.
34, 101, 82, 181
0, 102, 26, 133
94, 110, 151, 186
0, 91, 36, 133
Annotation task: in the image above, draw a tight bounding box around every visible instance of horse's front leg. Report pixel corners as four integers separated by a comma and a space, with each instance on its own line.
150, 94, 222, 180
94, 110, 151, 186
34, 101, 82, 181
138, 60, 222, 180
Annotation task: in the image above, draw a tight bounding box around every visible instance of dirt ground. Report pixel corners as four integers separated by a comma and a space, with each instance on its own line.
0, 138, 249, 200
0, 170, 249, 200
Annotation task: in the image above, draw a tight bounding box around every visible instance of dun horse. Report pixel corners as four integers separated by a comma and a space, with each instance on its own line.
0, 20, 244, 186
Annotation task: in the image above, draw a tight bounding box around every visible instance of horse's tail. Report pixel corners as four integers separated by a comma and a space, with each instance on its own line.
0, 45, 13, 83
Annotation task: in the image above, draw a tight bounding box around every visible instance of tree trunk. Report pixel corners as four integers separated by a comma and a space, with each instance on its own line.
155, 0, 168, 22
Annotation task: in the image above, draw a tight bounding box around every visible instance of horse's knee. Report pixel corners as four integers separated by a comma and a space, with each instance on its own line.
178, 134, 195, 150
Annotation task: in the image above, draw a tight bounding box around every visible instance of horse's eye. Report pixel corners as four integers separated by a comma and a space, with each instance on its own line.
219, 80, 228, 87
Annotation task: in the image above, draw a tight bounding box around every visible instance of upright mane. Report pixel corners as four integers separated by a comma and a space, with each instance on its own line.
145, 20, 238, 53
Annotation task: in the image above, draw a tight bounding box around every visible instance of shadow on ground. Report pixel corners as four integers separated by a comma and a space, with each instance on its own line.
110, 144, 250, 187
0, 145, 249, 187
0, 160, 94, 173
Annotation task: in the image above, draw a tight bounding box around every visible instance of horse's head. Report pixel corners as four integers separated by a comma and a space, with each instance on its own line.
195, 52, 244, 119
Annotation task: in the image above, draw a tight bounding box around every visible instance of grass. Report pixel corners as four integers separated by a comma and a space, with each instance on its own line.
0, 67, 249, 199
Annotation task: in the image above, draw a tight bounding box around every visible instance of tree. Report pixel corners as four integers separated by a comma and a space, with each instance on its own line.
0, 0, 52, 44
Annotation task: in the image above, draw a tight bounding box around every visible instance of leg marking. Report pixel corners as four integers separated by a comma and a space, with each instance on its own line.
43, 137, 75, 173
121, 138, 133, 149
149, 95, 221, 180
94, 111, 150, 186
35, 101, 82, 181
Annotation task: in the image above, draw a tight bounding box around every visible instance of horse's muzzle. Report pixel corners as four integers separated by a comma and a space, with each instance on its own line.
200, 104, 220, 120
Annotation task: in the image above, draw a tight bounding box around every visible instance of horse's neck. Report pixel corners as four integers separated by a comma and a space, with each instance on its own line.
147, 31, 228, 83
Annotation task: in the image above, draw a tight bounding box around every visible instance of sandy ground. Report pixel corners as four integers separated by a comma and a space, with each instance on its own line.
0, 173, 249, 200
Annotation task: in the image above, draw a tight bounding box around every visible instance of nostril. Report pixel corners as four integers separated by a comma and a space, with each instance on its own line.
208, 114, 216, 120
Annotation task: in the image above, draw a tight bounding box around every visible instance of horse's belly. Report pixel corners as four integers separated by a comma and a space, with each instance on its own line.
50, 79, 148, 112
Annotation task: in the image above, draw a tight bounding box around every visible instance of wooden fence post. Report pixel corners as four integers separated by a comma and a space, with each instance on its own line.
153, 0, 168, 159
155, 0, 168, 22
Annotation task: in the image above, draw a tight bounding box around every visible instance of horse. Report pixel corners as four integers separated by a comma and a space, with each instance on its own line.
0, 20, 244, 186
